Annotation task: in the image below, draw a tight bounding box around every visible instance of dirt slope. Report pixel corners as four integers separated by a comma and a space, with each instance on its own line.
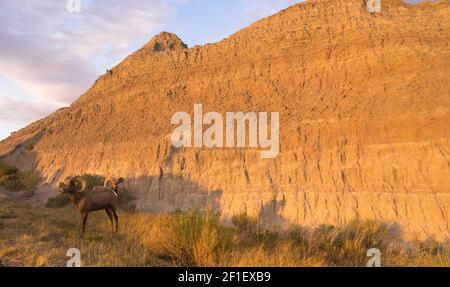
1, 0, 449, 240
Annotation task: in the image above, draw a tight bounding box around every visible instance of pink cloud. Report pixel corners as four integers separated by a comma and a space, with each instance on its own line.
0, 0, 175, 124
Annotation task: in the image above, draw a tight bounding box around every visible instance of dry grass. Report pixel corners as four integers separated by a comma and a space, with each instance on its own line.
0, 197, 448, 267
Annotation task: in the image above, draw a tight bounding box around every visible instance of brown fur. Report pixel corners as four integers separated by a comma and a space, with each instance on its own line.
59, 176, 119, 236
91, 177, 125, 196
102, 177, 125, 193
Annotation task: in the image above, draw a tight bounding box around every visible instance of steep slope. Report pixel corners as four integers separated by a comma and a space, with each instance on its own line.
1, 0, 449, 240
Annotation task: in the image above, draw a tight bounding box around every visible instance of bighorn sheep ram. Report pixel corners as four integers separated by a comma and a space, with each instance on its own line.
93, 177, 125, 196
59, 176, 120, 236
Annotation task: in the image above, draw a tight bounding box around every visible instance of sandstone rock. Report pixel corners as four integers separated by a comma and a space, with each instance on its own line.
0, 0, 449, 240
142, 32, 188, 53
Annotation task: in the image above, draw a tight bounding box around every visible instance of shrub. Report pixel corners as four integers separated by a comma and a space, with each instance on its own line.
288, 219, 401, 266
0, 171, 40, 192
0, 161, 40, 192
232, 213, 258, 233
0, 161, 17, 178
23, 189, 35, 198
81, 174, 105, 189
158, 210, 233, 266
25, 143, 35, 151
45, 194, 70, 208
118, 188, 136, 211
18, 170, 41, 192
0, 174, 22, 191
45, 127, 54, 135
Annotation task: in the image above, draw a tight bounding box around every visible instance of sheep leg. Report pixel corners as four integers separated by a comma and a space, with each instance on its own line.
82, 212, 89, 236
105, 208, 114, 231
111, 208, 119, 233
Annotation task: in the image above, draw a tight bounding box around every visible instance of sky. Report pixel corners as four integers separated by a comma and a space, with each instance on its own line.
0, 0, 426, 140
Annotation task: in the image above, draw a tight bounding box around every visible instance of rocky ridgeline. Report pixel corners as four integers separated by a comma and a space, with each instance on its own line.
0, 0, 449, 240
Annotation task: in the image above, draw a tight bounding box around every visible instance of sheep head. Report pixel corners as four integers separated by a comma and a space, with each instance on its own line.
59, 176, 87, 194
104, 177, 125, 191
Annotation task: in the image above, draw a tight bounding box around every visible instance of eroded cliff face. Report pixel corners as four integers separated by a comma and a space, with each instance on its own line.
1, 0, 449, 240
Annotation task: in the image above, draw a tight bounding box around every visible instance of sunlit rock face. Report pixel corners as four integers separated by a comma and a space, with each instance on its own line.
1, 0, 449, 240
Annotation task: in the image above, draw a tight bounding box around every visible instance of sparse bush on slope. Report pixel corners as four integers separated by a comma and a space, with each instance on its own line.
0, 161, 17, 177
0, 161, 40, 193
45, 193, 70, 208
0, 174, 22, 191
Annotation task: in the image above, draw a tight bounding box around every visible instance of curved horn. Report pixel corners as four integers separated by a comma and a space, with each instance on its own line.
104, 177, 114, 188
71, 176, 87, 192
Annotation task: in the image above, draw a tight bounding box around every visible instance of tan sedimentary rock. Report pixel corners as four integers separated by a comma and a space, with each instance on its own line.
1, 0, 449, 240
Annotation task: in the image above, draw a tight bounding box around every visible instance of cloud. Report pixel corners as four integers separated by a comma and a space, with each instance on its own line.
0, 0, 176, 124
0, 93, 55, 124
240, 0, 304, 20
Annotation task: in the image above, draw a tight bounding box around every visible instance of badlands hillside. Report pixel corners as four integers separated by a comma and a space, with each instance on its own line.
0, 0, 449, 240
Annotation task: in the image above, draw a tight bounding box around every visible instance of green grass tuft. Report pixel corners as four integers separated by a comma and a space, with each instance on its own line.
45, 194, 70, 208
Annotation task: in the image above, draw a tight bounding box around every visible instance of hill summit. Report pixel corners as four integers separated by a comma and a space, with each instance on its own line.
142, 32, 188, 52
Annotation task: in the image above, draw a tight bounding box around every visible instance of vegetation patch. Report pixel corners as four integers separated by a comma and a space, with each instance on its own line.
80, 174, 105, 189
0, 161, 17, 178
0, 197, 448, 267
118, 188, 136, 212
43, 127, 54, 135
25, 143, 35, 151
0, 209, 16, 219
22, 189, 36, 198
45, 193, 70, 208
153, 210, 233, 266
0, 161, 40, 193
0, 174, 22, 191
